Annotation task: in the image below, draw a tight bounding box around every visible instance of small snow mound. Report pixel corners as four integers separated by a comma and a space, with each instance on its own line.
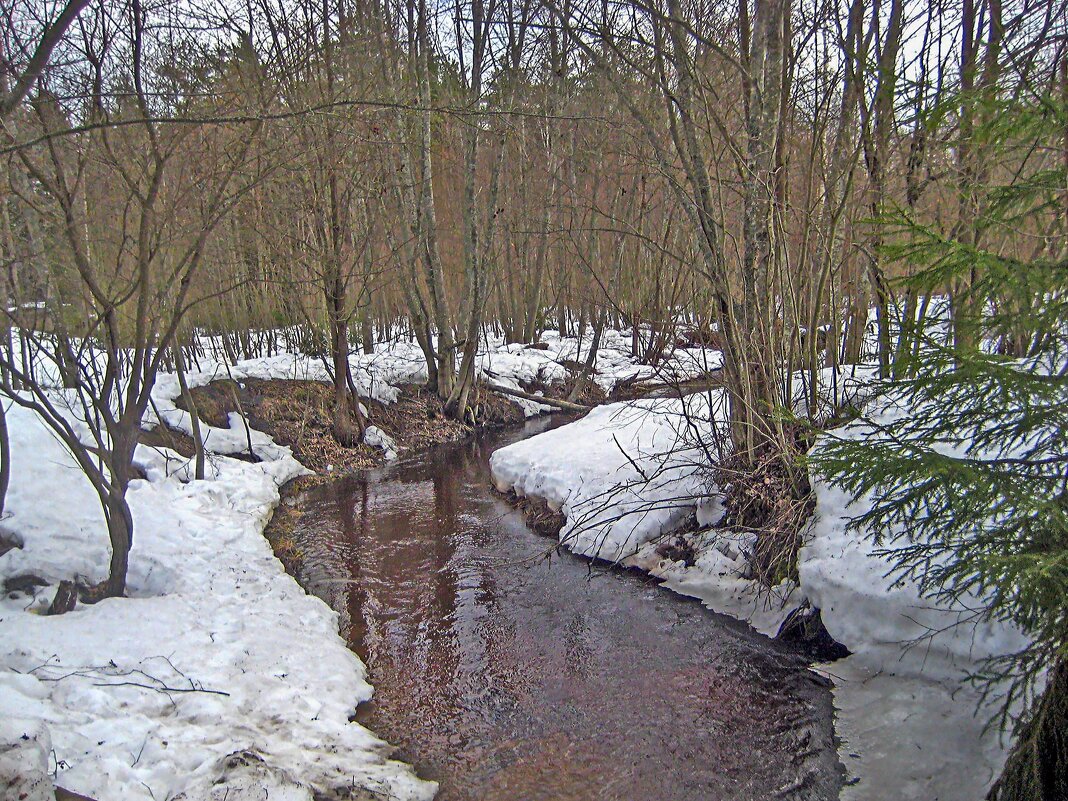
364, 425, 398, 461
0, 717, 53, 801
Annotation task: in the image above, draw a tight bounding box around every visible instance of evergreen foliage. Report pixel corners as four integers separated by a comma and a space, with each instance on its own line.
809, 84, 1068, 791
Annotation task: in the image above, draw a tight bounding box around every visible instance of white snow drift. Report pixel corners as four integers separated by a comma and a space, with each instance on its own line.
0, 397, 434, 800
490, 377, 1030, 801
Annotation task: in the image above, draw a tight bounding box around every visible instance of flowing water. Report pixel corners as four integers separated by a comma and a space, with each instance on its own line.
284, 415, 842, 800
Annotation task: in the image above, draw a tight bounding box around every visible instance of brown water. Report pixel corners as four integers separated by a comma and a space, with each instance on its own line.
285, 415, 842, 801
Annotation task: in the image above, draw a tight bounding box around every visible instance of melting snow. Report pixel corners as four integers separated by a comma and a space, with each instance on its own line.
490, 375, 1028, 800
0, 398, 433, 799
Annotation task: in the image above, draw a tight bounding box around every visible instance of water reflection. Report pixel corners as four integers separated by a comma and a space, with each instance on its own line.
288, 417, 841, 801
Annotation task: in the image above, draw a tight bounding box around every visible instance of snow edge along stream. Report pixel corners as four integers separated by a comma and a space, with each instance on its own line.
0, 372, 436, 801
489, 395, 1026, 801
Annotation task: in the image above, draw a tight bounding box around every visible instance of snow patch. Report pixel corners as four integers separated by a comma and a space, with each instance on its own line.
490, 394, 799, 634
0, 398, 434, 801
364, 425, 398, 461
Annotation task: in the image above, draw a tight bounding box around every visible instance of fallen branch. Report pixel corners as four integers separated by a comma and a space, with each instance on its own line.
29, 659, 231, 701
629, 371, 724, 399
483, 382, 591, 412
92, 680, 231, 697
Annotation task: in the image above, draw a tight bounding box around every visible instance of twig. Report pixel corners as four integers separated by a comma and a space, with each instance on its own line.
91, 680, 230, 696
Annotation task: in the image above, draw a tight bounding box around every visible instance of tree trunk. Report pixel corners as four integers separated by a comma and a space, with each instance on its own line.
415, 17, 455, 401
733, 0, 790, 462
173, 345, 205, 480
988, 658, 1068, 801
95, 423, 140, 600
361, 314, 374, 355
330, 317, 364, 447
568, 306, 605, 403
102, 491, 133, 598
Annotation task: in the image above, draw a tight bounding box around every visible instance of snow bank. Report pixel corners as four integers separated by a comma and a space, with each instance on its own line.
363, 425, 398, 461
801, 478, 1028, 682
173, 328, 723, 424
489, 394, 799, 635
631, 529, 799, 638
475, 327, 719, 416
150, 371, 297, 461
797, 395, 1031, 800
0, 399, 434, 801
490, 397, 715, 560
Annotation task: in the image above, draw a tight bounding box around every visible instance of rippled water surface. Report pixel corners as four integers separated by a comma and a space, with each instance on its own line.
287, 416, 841, 800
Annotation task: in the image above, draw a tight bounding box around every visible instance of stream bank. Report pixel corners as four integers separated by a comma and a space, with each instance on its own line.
271, 414, 843, 801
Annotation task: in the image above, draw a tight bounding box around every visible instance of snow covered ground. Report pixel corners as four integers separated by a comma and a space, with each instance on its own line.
182, 328, 721, 416
491, 396, 718, 560
0, 397, 435, 798
2, 326, 712, 800
489, 374, 1027, 801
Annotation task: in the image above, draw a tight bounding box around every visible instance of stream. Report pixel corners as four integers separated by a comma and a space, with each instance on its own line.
283, 415, 842, 800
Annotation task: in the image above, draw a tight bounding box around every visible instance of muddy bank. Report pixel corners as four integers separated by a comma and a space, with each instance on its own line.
180, 379, 490, 472
172, 376, 602, 475
274, 415, 843, 801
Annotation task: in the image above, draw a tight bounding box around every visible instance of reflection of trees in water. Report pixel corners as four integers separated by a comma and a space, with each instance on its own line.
317, 444, 510, 734
291, 420, 837, 800
563, 613, 593, 680
338, 479, 372, 654
369, 441, 535, 759
288, 482, 359, 630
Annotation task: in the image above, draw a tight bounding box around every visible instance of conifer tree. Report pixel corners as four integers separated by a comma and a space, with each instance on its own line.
810, 84, 1068, 800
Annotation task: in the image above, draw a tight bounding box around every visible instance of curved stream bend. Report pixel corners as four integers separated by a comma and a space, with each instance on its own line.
284, 415, 842, 801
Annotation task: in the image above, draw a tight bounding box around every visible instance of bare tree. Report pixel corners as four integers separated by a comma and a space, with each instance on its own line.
0, 0, 265, 597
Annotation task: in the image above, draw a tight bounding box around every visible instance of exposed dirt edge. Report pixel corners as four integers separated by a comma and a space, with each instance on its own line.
496, 489, 566, 538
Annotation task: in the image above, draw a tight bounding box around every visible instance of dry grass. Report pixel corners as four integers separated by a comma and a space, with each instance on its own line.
181, 379, 463, 473
185, 378, 382, 472
175, 377, 549, 475
502, 490, 566, 537
138, 424, 198, 458
714, 427, 815, 587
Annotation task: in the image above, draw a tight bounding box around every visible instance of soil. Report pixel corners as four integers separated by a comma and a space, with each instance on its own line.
162, 371, 605, 477
139, 424, 198, 458
498, 490, 567, 537
175, 378, 528, 474
0, 532, 21, 559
